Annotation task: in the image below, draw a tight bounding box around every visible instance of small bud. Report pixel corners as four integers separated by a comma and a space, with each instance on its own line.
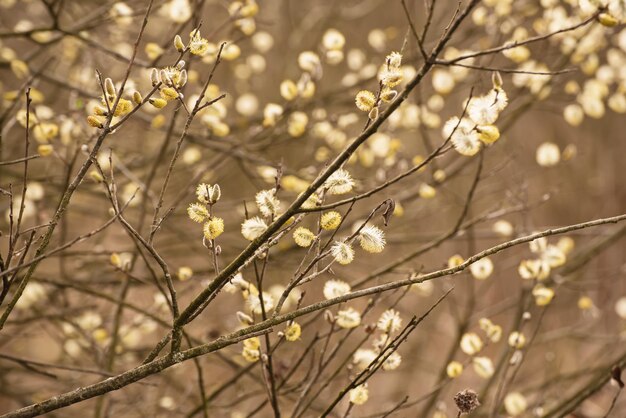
236, 311, 254, 325
174, 34, 185, 52
150, 68, 159, 86
209, 184, 221, 204
159, 69, 172, 86
510, 350, 523, 365
368, 106, 379, 121
324, 310, 334, 324
380, 88, 397, 102
176, 60, 186, 70
132, 91, 143, 104
492, 71, 503, 89
598, 13, 618, 27
104, 78, 116, 96
179, 69, 188, 87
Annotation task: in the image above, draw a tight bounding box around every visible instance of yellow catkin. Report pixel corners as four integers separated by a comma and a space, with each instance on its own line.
149, 98, 168, 109
160, 87, 179, 101
203, 217, 225, 240
87, 116, 104, 128
321, 211, 342, 230
37, 144, 54, 156
293, 227, 315, 247
284, 322, 301, 341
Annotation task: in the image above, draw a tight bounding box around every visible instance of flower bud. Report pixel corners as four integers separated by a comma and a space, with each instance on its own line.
598, 13, 618, 27
380, 88, 397, 102
236, 311, 254, 325
179, 69, 188, 87
159, 69, 172, 86
149, 98, 168, 109
174, 34, 185, 52
209, 184, 221, 204
324, 310, 334, 324
368, 106, 379, 121
104, 78, 116, 96
150, 68, 159, 86
492, 71, 503, 89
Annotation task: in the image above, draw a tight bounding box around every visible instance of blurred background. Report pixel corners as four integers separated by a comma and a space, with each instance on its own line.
0, 0, 625, 416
